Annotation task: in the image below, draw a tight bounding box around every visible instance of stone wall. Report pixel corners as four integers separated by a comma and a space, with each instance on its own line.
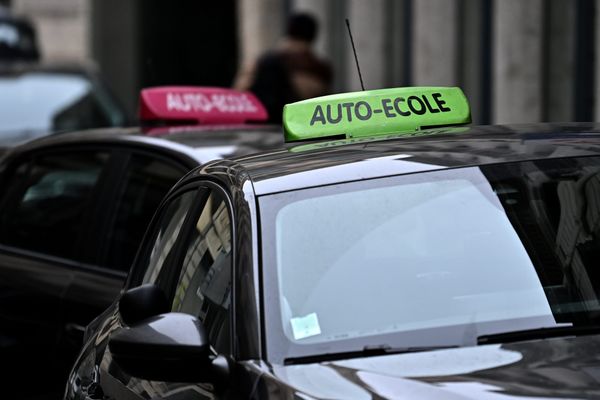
238, 0, 598, 125
12, 0, 90, 63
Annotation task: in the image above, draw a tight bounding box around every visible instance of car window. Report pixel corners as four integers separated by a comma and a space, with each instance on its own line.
0, 151, 109, 262
260, 167, 565, 362
271, 169, 549, 343
261, 158, 600, 363
140, 189, 199, 288
100, 154, 185, 272
172, 189, 232, 354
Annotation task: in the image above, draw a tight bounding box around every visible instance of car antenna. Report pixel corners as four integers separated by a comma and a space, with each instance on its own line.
345, 18, 365, 91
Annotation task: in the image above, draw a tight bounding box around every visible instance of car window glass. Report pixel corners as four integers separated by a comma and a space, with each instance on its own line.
0, 151, 109, 261
260, 167, 560, 364
272, 172, 549, 343
172, 190, 232, 354
140, 190, 197, 287
101, 154, 185, 272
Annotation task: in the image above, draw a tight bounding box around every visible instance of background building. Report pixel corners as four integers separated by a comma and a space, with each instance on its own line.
3, 0, 599, 125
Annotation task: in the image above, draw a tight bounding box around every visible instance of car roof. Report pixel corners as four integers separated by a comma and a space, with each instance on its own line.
1, 124, 284, 167
219, 122, 600, 195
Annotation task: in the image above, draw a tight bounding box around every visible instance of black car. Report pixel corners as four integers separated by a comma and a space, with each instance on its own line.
0, 86, 281, 398
66, 87, 600, 399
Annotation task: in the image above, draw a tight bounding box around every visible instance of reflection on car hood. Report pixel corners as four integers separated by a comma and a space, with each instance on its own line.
269, 334, 600, 399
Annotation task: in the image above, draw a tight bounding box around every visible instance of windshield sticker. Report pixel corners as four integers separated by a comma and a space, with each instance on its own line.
290, 312, 322, 340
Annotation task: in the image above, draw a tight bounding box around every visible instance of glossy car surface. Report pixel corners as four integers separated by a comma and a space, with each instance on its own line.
0, 124, 282, 398
66, 122, 600, 399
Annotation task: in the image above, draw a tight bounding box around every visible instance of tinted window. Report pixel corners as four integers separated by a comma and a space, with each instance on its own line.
483, 157, 600, 310
140, 190, 198, 287
172, 190, 232, 353
0, 151, 109, 261
101, 154, 184, 271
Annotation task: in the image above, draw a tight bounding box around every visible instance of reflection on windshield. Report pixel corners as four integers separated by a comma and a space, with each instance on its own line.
272, 168, 553, 344
260, 157, 600, 362
483, 157, 600, 320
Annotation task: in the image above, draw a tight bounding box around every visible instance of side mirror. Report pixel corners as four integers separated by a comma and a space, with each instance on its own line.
118, 284, 169, 326
109, 312, 216, 382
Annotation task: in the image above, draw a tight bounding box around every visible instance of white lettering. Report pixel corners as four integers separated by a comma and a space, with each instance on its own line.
166, 92, 258, 114
239, 94, 258, 112
182, 93, 212, 112
167, 93, 189, 111
211, 94, 229, 112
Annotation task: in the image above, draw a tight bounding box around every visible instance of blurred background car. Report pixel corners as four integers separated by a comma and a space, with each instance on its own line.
0, 6, 127, 148
0, 86, 282, 399
0, 63, 128, 147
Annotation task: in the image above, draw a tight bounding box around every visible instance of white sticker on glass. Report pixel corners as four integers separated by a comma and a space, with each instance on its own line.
290, 312, 322, 340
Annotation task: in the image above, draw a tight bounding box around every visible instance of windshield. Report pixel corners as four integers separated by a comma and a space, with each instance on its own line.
260, 156, 600, 363
0, 72, 125, 145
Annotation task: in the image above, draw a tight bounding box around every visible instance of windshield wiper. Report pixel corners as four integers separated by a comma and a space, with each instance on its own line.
478, 325, 600, 345
284, 344, 457, 365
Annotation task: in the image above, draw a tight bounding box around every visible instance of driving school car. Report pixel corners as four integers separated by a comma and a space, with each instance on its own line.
67, 87, 600, 399
0, 86, 281, 398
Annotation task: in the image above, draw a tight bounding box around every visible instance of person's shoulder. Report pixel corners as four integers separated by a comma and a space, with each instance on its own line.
259, 48, 285, 61
256, 49, 288, 69
317, 54, 332, 71
310, 52, 333, 82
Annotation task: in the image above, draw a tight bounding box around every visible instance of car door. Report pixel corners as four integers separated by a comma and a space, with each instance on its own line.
0, 146, 189, 397
61, 149, 189, 327
0, 148, 114, 395
99, 183, 240, 400
59, 149, 189, 384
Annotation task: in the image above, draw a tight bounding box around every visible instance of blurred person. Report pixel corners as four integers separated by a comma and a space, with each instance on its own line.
235, 12, 333, 123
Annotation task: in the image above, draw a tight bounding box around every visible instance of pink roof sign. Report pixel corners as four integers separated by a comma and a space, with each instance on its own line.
139, 86, 269, 124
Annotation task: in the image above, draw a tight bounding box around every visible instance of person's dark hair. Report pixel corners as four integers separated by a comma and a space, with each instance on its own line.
286, 13, 318, 42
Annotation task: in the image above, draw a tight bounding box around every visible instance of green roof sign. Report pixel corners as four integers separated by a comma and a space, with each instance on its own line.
283, 86, 471, 142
